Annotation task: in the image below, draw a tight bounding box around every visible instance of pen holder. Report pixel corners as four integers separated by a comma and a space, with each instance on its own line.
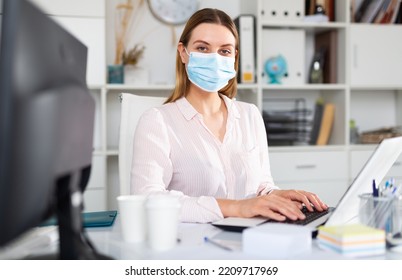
393, 196, 402, 237
358, 193, 401, 235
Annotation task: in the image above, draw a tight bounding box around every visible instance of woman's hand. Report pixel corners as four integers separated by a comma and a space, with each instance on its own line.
269, 189, 328, 212
217, 193, 308, 222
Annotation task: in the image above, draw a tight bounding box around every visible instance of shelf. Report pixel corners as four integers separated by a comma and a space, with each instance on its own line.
88, 85, 104, 90
93, 150, 105, 156
350, 23, 402, 27
270, 145, 348, 153
237, 83, 259, 90
262, 84, 347, 91
93, 150, 119, 156
351, 85, 402, 91
347, 144, 377, 152
106, 150, 119, 156
105, 83, 259, 91
106, 84, 174, 91
261, 21, 347, 32
90, 83, 351, 93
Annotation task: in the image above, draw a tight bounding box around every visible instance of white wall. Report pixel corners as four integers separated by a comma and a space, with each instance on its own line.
31, 0, 104, 17
30, 0, 106, 86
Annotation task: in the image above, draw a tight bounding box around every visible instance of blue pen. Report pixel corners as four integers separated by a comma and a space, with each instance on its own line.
372, 180, 379, 197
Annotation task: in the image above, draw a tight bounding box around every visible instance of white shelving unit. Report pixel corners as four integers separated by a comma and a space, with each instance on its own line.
33, 0, 402, 211
102, 0, 402, 210
238, 1, 346, 206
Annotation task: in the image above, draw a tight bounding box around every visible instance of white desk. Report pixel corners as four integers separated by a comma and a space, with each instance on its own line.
86, 218, 402, 260
2, 217, 402, 260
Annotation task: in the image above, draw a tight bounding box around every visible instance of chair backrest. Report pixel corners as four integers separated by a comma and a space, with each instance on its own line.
118, 93, 165, 195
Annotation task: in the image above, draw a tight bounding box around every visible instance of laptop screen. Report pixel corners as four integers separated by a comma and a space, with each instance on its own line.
326, 136, 402, 226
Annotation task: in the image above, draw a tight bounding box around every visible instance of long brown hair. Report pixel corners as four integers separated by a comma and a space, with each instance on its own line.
165, 8, 239, 104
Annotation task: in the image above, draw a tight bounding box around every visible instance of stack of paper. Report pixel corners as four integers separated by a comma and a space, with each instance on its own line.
243, 223, 312, 259
317, 224, 386, 257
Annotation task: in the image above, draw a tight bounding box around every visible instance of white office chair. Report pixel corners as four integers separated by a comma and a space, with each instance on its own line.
118, 93, 166, 196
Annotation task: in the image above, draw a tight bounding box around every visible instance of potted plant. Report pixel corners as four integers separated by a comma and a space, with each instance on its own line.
122, 43, 148, 84
108, 0, 146, 84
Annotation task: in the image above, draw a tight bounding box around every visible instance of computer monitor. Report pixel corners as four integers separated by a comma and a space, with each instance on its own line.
0, 0, 110, 259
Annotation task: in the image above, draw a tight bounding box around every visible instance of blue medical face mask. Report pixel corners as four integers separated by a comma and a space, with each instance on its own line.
185, 49, 236, 92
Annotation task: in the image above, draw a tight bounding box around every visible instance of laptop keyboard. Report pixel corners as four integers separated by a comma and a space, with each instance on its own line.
269, 206, 330, 226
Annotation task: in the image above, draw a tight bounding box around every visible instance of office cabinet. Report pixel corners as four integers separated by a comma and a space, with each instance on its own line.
351, 148, 402, 184
269, 150, 348, 182
388, 156, 402, 178
270, 150, 348, 206
350, 25, 402, 87
350, 149, 373, 181
275, 181, 348, 208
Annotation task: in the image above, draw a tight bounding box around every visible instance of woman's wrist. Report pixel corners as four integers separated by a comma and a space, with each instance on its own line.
267, 189, 278, 195
257, 186, 280, 196
216, 198, 240, 218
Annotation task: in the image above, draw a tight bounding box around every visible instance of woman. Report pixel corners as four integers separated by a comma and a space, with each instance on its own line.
131, 8, 328, 223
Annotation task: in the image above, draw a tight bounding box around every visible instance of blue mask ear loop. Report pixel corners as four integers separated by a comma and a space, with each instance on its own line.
184, 48, 190, 57
183, 48, 191, 90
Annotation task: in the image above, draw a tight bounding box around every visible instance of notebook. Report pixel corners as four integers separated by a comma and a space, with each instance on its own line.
40, 210, 118, 228
212, 136, 402, 232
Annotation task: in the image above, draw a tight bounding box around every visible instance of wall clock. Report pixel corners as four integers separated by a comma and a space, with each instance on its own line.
147, 0, 199, 25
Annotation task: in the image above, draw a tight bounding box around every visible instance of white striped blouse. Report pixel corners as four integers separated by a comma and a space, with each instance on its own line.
131, 95, 278, 223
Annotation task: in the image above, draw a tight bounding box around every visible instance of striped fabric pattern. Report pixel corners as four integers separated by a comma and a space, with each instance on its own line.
131, 95, 278, 223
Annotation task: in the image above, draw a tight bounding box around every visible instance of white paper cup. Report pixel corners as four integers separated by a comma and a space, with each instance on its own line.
117, 195, 147, 243
146, 194, 181, 251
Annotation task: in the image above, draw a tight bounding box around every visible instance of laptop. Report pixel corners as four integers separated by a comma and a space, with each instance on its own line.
212, 136, 402, 232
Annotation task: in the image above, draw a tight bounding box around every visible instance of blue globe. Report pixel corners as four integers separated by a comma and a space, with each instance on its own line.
264, 55, 288, 84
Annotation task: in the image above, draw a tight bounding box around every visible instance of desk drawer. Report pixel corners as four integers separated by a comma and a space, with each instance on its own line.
269, 151, 348, 182
384, 154, 402, 178
351, 150, 402, 179
276, 180, 348, 207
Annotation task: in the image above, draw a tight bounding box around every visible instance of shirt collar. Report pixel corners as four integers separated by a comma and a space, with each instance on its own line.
176, 97, 198, 120
176, 94, 241, 121
221, 95, 241, 119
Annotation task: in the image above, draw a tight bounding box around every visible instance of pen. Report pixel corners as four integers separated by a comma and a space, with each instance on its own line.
204, 237, 232, 251
372, 179, 379, 197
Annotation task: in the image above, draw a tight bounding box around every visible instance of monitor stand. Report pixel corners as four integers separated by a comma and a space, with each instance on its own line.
28, 168, 113, 259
